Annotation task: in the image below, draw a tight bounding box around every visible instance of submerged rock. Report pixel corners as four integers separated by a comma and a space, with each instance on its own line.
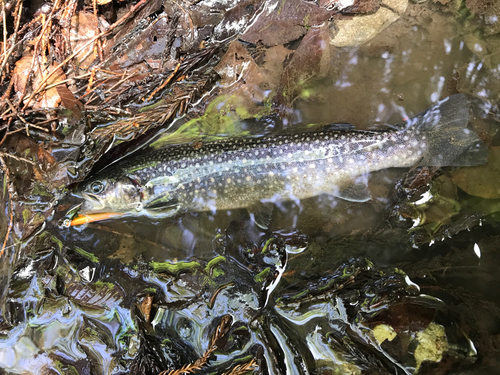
330, 0, 409, 46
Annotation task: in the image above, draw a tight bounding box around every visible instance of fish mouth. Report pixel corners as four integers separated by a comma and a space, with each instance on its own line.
80, 192, 106, 213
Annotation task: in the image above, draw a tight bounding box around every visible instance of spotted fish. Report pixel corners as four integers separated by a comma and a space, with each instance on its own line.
76, 94, 486, 223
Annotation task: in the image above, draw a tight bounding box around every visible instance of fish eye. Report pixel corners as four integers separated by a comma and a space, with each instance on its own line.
89, 181, 104, 194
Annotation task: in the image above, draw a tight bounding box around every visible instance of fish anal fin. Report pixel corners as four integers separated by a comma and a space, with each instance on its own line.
333, 181, 372, 203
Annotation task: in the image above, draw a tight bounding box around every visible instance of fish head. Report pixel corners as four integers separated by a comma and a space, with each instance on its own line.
78, 175, 143, 214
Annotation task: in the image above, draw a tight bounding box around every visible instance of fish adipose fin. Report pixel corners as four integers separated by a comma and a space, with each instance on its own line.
411, 94, 488, 167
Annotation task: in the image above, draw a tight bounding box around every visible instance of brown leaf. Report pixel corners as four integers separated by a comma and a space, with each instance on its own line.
31, 64, 66, 109
13, 53, 67, 109
452, 147, 500, 199
12, 53, 33, 98
213, 41, 273, 117
261, 45, 293, 89
341, 0, 381, 14
70, 12, 109, 70
241, 0, 335, 46
56, 85, 83, 120
215, 41, 262, 85
140, 294, 154, 322
277, 23, 332, 104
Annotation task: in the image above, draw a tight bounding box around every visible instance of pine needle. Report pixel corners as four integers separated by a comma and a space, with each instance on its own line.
158, 345, 217, 375
158, 314, 234, 375
222, 359, 258, 375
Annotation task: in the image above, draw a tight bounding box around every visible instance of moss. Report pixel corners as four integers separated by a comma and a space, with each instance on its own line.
94, 280, 115, 290
261, 238, 275, 254
22, 208, 30, 225
74, 246, 100, 263
415, 323, 448, 371
254, 268, 271, 283
30, 182, 52, 197
150, 94, 272, 149
205, 255, 226, 278
372, 324, 397, 344
32, 212, 45, 227
54, 360, 80, 375
151, 260, 201, 275
51, 235, 64, 251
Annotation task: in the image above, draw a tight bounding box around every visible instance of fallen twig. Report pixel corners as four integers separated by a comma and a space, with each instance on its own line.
0, 156, 13, 258
1, 0, 7, 57
0, 117, 12, 146
0, 0, 23, 78
4, 98, 48, 135
0, 151, 36, 165
146, 59, 183, 102
23, 0, 149, 110
18, 0, 62, 106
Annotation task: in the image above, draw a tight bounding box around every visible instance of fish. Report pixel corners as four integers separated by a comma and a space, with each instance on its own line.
75, 94, 487, 225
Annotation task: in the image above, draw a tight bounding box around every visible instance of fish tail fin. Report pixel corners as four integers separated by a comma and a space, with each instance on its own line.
411, 94, 488, 167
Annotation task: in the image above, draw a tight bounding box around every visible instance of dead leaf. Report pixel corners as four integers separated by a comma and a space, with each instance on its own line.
13, 53, 66, 109
70, 12, 109, 70
140, 294, 153, 322
56, 85, 83, 120
241, 0, 335, 46
452, 147, 500, 199
277, 23, 332, 104
215, 41, 263, 85
32, 64, 66, 109
214, 41, 271, 115
341, 0, 381, 14
261, 45, 293, 89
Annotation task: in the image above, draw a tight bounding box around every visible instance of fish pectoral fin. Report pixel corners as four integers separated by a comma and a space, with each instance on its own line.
333, 181, 372, 203
144, 196, 180, 211
143, 202, 182, 218
247, 202, 274, 230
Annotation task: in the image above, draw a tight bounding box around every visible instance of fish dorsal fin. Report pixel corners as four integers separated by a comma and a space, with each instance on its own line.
247, 202, 274, 230
322, 123, 391, 135
322, 123, 356, 131
333, 181, 372, 202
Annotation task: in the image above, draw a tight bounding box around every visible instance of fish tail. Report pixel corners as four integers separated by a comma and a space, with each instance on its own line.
411, 94, 487, 167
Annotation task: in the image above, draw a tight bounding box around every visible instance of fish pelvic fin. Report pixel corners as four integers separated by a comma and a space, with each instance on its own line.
410, 94, 488, 167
